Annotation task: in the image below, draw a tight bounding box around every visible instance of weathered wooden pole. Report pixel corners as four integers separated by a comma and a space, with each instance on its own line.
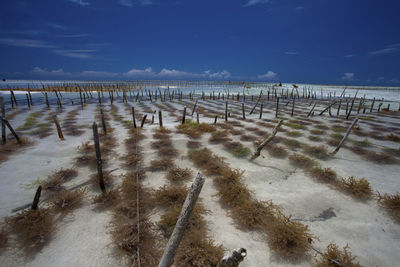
214, 115, 218, 124
249, 92, 262, 115
370, 97, 375, 112
242, 103, 246, 120
140, 114, 147, 128
92, 122, 105, 190
0, 116, 21, 144
132, 107, 137, 128
100, 109, 107, 135
336, 100, 342, 116
0, 97, 6, 144
307, 102, 317, 117
346, 98, 356, 119
28, 90, 33, 106
53, 115, 64, 140
159, 110, 163, 127
45, 92, 49, 108
196, 108, 199, 123
251, 119, 283, 160
275, 97, 280, 118
158, 173, 205, 267
331, 116, 359, 155
182, 106, 187, 124
26, 94, 31, 109
259, 102, 263, 119
79, 89, 83, 107
291, 98, 295, 117
31, 185, 42, 210
319, 101, 338, 116
191, 100, 198, 116
10, 90, 17, 106
225, 101, 228, 122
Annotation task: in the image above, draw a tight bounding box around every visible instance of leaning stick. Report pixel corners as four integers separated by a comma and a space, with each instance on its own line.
158, 172, 205, 267
0, 115, 21, 144
31, 186, 42, 210
53, 115, 64, 140
319, 101, 338, 116
307, 102, 317, 117
0, 97, 5, 144
331, 116, 359, 155
249, 91, 262, 115
250, 119, 283, 160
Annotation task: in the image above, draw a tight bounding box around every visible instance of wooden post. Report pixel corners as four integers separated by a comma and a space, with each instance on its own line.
182, 106, 187, 124
259, 102, 263, 119
336, 100, 342, 116
242, 103, 246, 120
31, 185, 42, 210
214, 115, 218, 124
100, 109, 107, 135
249, 92, 262, 115
92, 122, 105, 191
377, 102, 383, 112
79, 89, 83, 107
346, 98, 356, 119
53, 115, 64, 140
26, 94, 31, 109
158, 173, 205, 267
370, 97, 375, 112
251, 120, 283, 160
0, 116, 21, 144
45, 92, 49, 108
132, 107, 137, 128
140, 114, 147, 128
319, 101, 338, 116
0, 97, 5, 144
291, 98, 295, 117
191, 100, 198, 116
307, 102, 317, 117
159, 110, 163, 127
225, 101, 228, 122
275, 97, 280, 118
28, 90, 33, 106
331, 116, 359, 155
196, 108, 199, 123
10, 90, 17, 106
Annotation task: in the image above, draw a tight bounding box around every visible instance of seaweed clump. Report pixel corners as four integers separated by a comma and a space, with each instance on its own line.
314, 243, 363, 267
340, 177, 372, 200
5, 209, 54, 255
377, 192, 400, 221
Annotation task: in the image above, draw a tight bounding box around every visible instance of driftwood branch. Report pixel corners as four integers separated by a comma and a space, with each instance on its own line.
158, 172, 205, 267
250, 120, 283, 160
0, 115, 21, 144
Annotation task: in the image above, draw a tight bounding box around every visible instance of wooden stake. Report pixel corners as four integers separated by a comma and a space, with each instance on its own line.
259, 102, 263, 119
0, 96, 6, 144
100, 109, 107, 135
225, 101, 228, 122
214, 115, 218, 124
370, 97, 375, 112
92, 122, 105, 190
26, 94, 30, 109
45, 92, 49, 108
275, 97, 280, 118
159, 110, 163, 127
31, 186, 42, 210
53, 115, 64, 140
331, 116, 359, 155
140, 114, 147, 128
307, 102, 317, 117
242, 103, 245, 120
191, 100, 198, 116
132, 107, 137, 128
251, 120, 283, 160
182, 106, 187, 124
158, 173, 205, 267
0, 115, 21, 144
291, 99, 295, 117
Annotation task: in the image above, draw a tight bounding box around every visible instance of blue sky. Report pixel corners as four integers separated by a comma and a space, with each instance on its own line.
0, 0, 399, 85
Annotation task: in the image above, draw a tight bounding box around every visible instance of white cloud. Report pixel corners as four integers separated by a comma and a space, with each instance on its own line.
54, 49, 95, 59
29, 67, 71, 77
244, 0, 269, 7
202, 70, 231, 79
285, 51, 298, 55
124, 67, 155, 77
28, 67, 232, 80
0, 38, 55, 48
369, 44, 400, 56
68, 0, 90, 6
344, 54, 356, 58
258, 71, 278, 80
339, 72, 355, 81
119, 0, 153, 7
48, 23, 68, 31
